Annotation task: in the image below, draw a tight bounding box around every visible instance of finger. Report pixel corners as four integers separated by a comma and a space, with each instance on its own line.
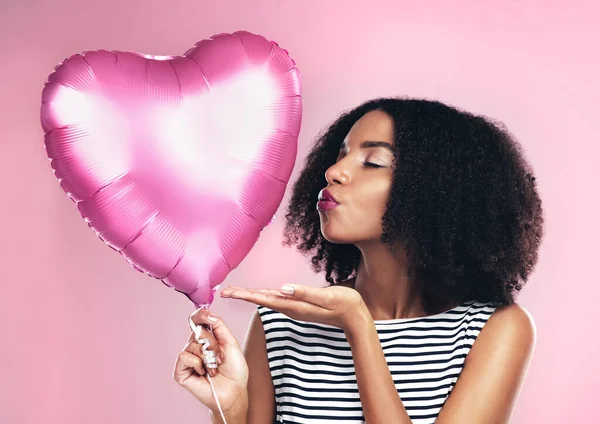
257, 288, 289, 297
221, 287, 287, 299
221, 287, 295, 306
278, 284, 333, 307
175, 350, 206, 381
186, 328, 222, 367
189, 309, 239, 348
184, 340, 219, 374
223, 286, 325, 309
184, 338, 217, 361
222, 287, 323, 318
187, 328, 218, 350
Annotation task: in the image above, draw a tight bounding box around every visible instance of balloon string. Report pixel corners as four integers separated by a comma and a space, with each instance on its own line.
189, 317, 228, 424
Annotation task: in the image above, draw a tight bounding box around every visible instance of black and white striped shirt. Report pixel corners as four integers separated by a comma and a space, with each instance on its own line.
257, 300, 499, 423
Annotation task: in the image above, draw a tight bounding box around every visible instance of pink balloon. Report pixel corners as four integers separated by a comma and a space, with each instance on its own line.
40, 30, 302, 309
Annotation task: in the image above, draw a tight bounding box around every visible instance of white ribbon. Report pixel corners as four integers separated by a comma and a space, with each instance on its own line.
189, 316, 228, 424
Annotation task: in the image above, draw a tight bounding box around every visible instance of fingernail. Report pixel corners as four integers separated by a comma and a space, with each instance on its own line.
208, 315, 218, 323
280, 285, 295, 295
217, 353, 223, 364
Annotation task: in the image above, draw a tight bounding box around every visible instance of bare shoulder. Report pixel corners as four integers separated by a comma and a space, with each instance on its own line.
436, 302, 536, 422
487, 302, 536, 341
467, 302, 536, 364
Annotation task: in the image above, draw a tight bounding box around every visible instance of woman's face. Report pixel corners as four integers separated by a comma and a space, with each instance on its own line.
318, 110, 396, 245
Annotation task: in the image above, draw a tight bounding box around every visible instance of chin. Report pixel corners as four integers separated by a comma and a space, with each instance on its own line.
319, 215, 360, 244
320, 229, 355, 245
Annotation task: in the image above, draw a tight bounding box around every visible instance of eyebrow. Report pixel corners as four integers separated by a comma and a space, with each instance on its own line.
340, 140, 395, 153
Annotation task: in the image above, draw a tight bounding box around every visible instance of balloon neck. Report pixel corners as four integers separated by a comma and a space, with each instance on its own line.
194, 303, 210, 311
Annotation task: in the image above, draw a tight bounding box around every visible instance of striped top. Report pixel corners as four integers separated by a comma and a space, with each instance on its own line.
257, 300, 499, 424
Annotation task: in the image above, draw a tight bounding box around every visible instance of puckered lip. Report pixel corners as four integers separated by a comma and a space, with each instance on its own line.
318, 189, 339, 204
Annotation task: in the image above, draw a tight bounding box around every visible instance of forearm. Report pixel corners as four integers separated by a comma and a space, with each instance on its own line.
345, 306, 413, 424
209, 394, 249, 424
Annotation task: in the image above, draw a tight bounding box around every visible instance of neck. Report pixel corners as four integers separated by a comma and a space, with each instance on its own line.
350, 241, 428, 321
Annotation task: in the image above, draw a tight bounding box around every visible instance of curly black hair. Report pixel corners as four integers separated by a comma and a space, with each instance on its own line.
282, 97, 545, 314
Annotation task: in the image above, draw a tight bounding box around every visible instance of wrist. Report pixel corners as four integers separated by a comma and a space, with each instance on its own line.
343, 303, 372, 341
210, 390, 248, 423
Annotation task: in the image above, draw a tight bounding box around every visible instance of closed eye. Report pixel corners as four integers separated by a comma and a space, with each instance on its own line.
363, 162, 383, 168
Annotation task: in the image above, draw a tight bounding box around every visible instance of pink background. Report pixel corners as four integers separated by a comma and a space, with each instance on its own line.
1, 1, 598, 423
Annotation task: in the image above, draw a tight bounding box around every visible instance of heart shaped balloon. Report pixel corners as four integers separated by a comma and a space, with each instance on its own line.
40, 30, 302, 309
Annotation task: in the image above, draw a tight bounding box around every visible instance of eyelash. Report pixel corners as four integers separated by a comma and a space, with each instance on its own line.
336, 153, 383, 168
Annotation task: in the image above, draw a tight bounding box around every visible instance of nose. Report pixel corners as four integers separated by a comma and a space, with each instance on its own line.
325, 162, 351, 185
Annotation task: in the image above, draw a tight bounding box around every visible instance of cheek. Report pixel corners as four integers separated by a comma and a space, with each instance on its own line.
345, 181, 391, 236
355, 180, 391, 216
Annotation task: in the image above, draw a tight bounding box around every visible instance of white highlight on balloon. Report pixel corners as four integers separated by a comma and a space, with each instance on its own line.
152, 67, 278, 198
51, 86, 132, 181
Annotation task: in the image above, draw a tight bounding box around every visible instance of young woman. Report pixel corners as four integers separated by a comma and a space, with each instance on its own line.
174, 97, 544, 424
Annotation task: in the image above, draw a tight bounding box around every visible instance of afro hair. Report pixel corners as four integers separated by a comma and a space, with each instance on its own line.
282, 97, 545, 314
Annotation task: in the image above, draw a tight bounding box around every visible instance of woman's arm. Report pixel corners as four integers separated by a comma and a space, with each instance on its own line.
434, 303, 536, 423
209, 394, 249, 424
345, 303, 536, 424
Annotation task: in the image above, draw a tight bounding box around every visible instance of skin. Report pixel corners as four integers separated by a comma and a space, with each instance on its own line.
175, 110, 536, 423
